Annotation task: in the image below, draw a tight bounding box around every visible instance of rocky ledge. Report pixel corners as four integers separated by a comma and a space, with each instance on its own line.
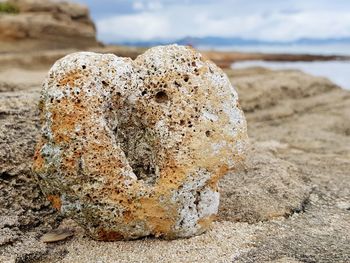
0, 0, 99, 52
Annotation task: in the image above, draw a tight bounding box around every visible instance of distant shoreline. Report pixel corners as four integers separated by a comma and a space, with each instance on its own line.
103, 44, 350, 69
201, 49, 350, 68
0, 44, 349, 70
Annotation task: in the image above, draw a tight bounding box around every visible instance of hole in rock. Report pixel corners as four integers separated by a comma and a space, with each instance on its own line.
0, 172, 11, 181
174, 81, 181, 88
154, 91, 169, 103
108, 104, 159, 185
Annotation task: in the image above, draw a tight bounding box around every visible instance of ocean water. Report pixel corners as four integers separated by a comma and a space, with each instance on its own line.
198, 44, 350, 56
232, 60, 350, 90
198, 44, 350, 90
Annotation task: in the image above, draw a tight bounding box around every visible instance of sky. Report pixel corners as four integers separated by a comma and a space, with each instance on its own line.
75, 0, 350, 43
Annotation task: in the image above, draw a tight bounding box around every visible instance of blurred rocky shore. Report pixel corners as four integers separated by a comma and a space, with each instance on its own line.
0, 0, 99, 52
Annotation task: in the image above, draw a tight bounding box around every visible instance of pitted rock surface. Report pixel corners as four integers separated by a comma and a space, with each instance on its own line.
33, 45, 248, 240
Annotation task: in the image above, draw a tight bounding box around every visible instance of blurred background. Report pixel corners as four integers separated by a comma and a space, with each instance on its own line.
80, 0, 350, 88
0, 0, 349, 88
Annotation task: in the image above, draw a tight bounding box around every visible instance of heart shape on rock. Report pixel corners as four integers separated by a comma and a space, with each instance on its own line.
33, 45, 248, 240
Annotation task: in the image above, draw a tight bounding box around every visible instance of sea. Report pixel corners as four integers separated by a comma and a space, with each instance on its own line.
197, 44, 350, 90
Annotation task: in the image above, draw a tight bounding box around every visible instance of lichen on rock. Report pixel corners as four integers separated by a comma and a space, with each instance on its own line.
32, 44, 248, 240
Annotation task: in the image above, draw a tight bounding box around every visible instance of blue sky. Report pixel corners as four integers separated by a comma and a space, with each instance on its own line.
75, 0, 350, 43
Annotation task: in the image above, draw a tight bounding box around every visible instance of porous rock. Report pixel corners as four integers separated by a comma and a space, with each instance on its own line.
33, 45, 248, 240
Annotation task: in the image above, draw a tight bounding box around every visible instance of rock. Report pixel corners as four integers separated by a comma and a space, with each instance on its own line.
228, 69, 338, 114
0, 0, 99, 52
40, 228, 74, 243
0, 89, 39, 176
0, 90, 63, 263
32, 45, 248, 240
219, 141, 311, 223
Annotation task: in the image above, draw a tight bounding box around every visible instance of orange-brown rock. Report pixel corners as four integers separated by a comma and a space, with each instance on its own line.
33, 45, 248, 240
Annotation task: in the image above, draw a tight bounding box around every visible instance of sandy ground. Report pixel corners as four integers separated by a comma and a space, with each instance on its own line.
0, 53, 350, 262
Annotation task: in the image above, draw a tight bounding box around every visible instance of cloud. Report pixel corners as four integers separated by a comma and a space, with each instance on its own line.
89, 0, 350, 42
132, 1, 144, 11
132, 0, 163, 12
97, 13, 170, 41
